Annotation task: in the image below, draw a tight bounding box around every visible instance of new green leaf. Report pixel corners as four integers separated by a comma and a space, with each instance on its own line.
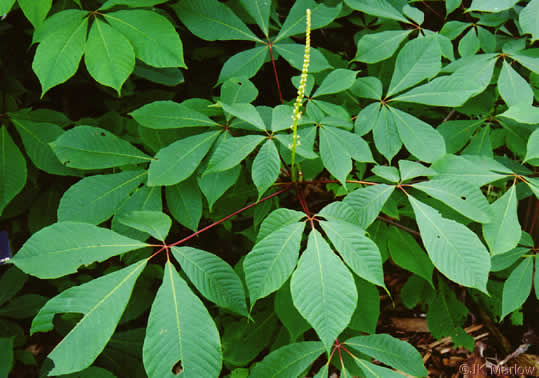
0, 127, 26, 215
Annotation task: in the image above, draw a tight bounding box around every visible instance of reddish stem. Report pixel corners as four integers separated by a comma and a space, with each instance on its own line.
529, 199, 539, 238
268, 43, 284, 104
167, 186, 291, 248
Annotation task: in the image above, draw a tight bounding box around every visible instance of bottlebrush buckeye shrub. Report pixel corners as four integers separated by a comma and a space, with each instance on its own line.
0, 0, 538, 376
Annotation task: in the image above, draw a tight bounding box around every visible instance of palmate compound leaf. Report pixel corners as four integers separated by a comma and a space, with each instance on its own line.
344, 334, 428, 377
57, 170, 147, 224
409, 196, 490, 293
0, 127, 26, 215
249, 341, 325, 378
501, 258, 533, 320
130, 100, 218, 129
103, 9, 185, 68
343, 184, 395, 229
143, 261, 222, 378
11, 222, 148, 279
32, 10, 88, 96
50, 125, 152, 169
291, 230, 358, 352
482, 184, 521, 255
171, 246, 248, 317
244, 222, 305, 306
148, 130, 221, 186
320, 219, 386, 289
30, 260, 147, 375
412, 177, 493, 223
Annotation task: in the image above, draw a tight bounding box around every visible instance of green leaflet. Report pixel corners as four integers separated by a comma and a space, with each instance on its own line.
171, 246, 248, 317
291, 230, 357, 351
252, 139, 280, 199
31, 260, 147, 375
393, 54, 496, 106
10, 117, 80, 176
149, 130, 220, 186
111, 184, 162, 241
320, 219, 386, 288
387, 35, 441, 97
117, 211, 171, 241
354, 358, 407, 378
32, 11, 88, 95
398, 160, 437, 181
345, 334, 427, 377
197, 165, 241, 211
0, 337, 13, 377
345, 0, 408, 22
372, 106, 402, 162
50, 125, 152, 169
498, 60, 534, 107
218, 47, 268, 83
244, 222, 305, 305
166, 177, 202, 231
354, 30, 412, 63
104, 10, 185, 68
313, 69, 358, 97
274, 44, 332, 73
437, 119, 484, 154
130, 100, 218, 129
0, 0, 15, 14
274, 0, 342, 43
387, 227, 434, 286
351, 77, 383, 100
499, 104, 539, 124
348, 277, 380, 334
12, 222, 147, 278
501, 258, 533, 320
409, 196, 491, 293
58, 170, 147, 224
257, 208, 305, 242
84, 18, 134, 95
458, 28, 480, 57
412, 177, 492, 223
389, 107, 446, 163
221, 103, 266, 131
18, 0, 51, 28
173, 0, 261, 42
525, 128, 539, 164
205, 134, 265, 174
319, 126, 351, 187
239, 0, 270, 36
142, 261, 222, 378
482, 185, 521, 255
468, 0, 518, 12
343, 184, 395, 229
249, 342, 325, 378
99, 0, 169, 10
520, 0, 539, 42
0, 127, 26, 215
